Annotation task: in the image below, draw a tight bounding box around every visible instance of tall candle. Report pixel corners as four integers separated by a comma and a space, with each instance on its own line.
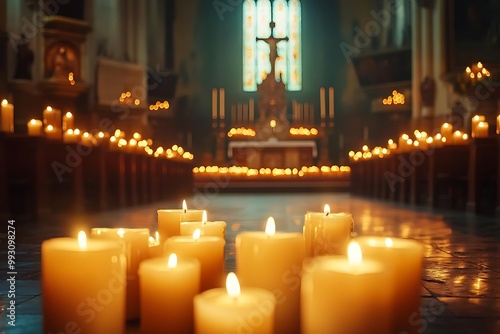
355, 236, 423, 333
320, 87, 326, 119
315, 207, 352, 256
497, 115, 500, 134
328, 87, 334, 119
180, 210, 226, 239
63, 111, 74, 131
91, 228, 150, 320
42, 231, 126, 334
471, 115, 485, 137
475, 121, 489, 138
219, 88, 225, 119
43, 106, 62, 129
27, 119, 43, 136
194, 273, 275, 334
301, 242, 392, 334
212, 88, 217, 120
0, 99, 14, 132
139, 254, 200, 334
164, 229, 225, 291
236, 217, 304, 334
157, 200, 204, 243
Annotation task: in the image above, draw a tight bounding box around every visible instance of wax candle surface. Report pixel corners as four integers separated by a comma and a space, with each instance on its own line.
471, 115, 485, 137
139, 255, 200, 334
27, 119, 43, 136
301, 245, 393, 334
157, 205, 204, 242
316, 210, 352, 256
42, 235, 126, 334
91, 228, 150, 320
63, 111, 74, 131
164, 233, 225, 291
0, 99, 14, 133
356, 236, 423, 333
236, 218, 304, 334
194, 274, 276, 334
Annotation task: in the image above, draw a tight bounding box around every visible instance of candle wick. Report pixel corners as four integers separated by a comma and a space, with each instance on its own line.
326, 212, 329, 217
183, 209, 187, 214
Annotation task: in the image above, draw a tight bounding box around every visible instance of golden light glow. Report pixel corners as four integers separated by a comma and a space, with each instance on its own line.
324, 204, 330, 216
289, 127, 319, 136
270, 120, 277, 128
385, 238, 393, 248
202, 210, 208, 225
193, 229, 201, 240
265, 217, 276, 236
383, 90, 405, 105
78, 231, 87, 250
348, 241, 362, 264
46, 125, 54, 131
167, 253, 177, 268
117, 228, 125, 238
226, 272, 240, 298
228, 127, 256, 137
1, 99, 8, 106
149, 100, 170, 111
182, 200, 187, 212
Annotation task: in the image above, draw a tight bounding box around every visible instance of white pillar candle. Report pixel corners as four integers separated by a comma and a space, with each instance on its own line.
236, 217, 304, 334
63, 111, 74, 131
1, 99, 14, 132
475, 121, 489, 138
42, 232, 126, 334
355, 236, 423, 334
180, 210, 226, 239
27, 119, 43, 136
164, 229, 225, 291
328, 87, 334, 119
139, 254, 200, 334
315, 207, 353, 256
471, 115, 485, 137
194, 273, 275, 334
157, 200, 204, 243
301, 242, 393, 334
91, 228, 150, 320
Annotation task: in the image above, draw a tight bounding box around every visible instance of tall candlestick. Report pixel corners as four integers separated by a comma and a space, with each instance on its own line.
249, 99, 254, 123
212, 88, 217, 120
236, 217, 304, 334
329, 87, 334, 119
42, 232, 126, 333
219, 88, 225, 119
0, 99, 14, 133
320, 87, 326, 119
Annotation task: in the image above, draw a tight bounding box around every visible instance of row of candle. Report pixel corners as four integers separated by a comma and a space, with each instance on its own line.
193, 165, 351, 178
42, 201, 423, 334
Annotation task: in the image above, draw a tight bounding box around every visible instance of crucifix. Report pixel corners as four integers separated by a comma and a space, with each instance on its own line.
256, 21, 289, 78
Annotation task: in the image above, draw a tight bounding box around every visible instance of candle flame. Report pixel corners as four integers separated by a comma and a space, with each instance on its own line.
167, 253, 177, 268
65, 112, 73, 118
182, 200, 187, 213
148, 236, 155, 245
385, 238, 393, 248
78, 231, 87, 250
324, 204, 330, 216
193, 228, 201, 240
226, 272, 240, 298
46, 106, 53, 112
47, 125, 54, 131
202, 210, 207, 225
270, 120, 277, 128
30, 119, 37, 125
155, 231, 159, 243
117, 228, 125, 238
1, 99, 7, 106
348, 241, 362, 264
265, 217, 276, 236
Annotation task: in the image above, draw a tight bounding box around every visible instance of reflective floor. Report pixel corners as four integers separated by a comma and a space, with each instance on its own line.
1, 193, 499, 333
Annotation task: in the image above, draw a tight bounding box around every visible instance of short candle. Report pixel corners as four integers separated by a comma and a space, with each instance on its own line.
180, 210, 226, 239
157, 200, 204, 242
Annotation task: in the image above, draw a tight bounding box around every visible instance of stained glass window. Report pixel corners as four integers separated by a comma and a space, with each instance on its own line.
243, 0, 302, 91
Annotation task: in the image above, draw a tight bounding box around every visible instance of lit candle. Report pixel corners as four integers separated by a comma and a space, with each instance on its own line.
328, 87, 334, 119
452, 130, 465, 144
475, 121, 489, 138
180, 210, 226, 239
236, 217, 304, 334
219, 88, 225, 119
139, 253, 201, 333
387, 139, 397, 150
45, 125, 61, 140
43, 106, 62, 129
157, 200, 204, 243
27, 119, 43, 136
0, 99, 14, 132
147, 231, 163, 258
91, 227, 150, 320
194, 273, 275, 334
497, 115, 500, 134
471, 115, 485, 137
81, 131, 95, 146
315, 206, 352, 256
63, 129, 80, 143
63, 111, 74, 131
356, 236, 423, 333
301, 241, 392, 334
320, 87, 326, 119
440, 122, 453, 139
164, 229, 225, 291
212, 88, 217, 120
42, 231, 126, 333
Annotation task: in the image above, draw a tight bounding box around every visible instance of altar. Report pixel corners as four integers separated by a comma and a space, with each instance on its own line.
228, 140, 317, 168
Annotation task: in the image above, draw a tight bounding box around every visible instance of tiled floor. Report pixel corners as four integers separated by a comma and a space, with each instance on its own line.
1, 192, 499, 333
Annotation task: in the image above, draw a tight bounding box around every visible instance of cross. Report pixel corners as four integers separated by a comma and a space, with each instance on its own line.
256, 22, 289, 78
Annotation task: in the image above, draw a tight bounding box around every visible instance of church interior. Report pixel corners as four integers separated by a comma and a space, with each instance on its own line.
0, 0, 499, 333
